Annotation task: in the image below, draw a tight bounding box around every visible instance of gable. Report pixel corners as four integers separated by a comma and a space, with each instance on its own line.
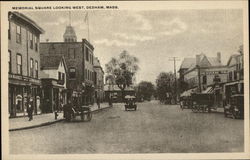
199, 56, 211, 67
228, 57, 237, 66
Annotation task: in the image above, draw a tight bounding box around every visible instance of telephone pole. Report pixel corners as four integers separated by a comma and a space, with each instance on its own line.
169, 57, 180, 104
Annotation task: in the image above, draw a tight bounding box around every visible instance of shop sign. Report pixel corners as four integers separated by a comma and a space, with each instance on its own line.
201, 70, 228, 75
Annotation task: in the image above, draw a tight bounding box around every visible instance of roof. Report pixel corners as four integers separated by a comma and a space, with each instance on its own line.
227, 54, 242, 66
180, 58, 196, 69
207, 57, 221, 66
10, 12, 44, 34
63, 25, 77, 38
40, 54, 66, 70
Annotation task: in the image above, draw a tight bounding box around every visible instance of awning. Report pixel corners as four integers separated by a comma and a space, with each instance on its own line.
180, 88, 196, 97
202, 87, 214, 93
224, 80, 244, 86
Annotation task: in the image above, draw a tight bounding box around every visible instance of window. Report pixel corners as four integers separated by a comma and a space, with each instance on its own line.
8, 21, 11, 39
69, 68, 76, 79
91, 55, 93, 64
229, 71, 232, 81
35, 61, 38, 78
8, 50, 11, 73
35, 36, 38, 51
62, 73, 65, 84
29, 32, 33, 49
86, 47, 89, 61
30, 58, 34, 77
84, 69, 87, 80
234, 70, 237, 80
58, 72, 61, 80
16, 25, 21, 43
17, 54, 22, 75
68, 48, 76, 59
202, 75, 207, 84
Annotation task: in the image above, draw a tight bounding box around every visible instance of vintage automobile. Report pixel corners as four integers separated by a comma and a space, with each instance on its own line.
223, 81, 244, 119
191, 93, 214, 113
180, 96, 193, 110
124, 95, 137, 111
64, 105, 92, 122
224, 94, 244, 119
180, 89, 196, 110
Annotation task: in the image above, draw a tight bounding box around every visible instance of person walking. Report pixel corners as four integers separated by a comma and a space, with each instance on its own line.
96, 97, 100, 109
27, 99, 34, 121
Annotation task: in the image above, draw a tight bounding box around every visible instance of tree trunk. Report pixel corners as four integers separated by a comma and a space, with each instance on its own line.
121, 88, 125, 103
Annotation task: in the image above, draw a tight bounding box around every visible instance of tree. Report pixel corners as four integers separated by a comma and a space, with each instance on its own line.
105, 50, 139, 101
238, 45, 243, 55
136, 81, 155, 101
156, 72, 175, 104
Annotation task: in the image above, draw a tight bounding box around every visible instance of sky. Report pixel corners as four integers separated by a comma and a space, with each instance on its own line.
23, 9, 243, 84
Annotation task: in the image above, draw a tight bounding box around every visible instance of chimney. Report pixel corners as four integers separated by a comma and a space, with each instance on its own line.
196, 54, 201, 66
217, 52, 221, 64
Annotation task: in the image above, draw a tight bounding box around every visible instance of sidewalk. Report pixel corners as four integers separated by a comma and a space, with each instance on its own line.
9, 103, 111, 131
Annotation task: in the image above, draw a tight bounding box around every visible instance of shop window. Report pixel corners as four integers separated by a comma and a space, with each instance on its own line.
16, 25, 21, 44
69, 68, 76, 79
8, 50, 11, 73
17, 54, 22, 75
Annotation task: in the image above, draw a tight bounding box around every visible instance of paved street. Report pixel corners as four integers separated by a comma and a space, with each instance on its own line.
10, 101, 244, 154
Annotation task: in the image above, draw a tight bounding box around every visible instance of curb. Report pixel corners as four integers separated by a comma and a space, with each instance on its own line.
9, 119, 64, 132
9, 106, 112, 132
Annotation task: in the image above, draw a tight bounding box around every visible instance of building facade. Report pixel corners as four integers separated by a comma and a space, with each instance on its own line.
8, 12, 44, 117
40, 55, 67, 113
226, 53, 244, 82
179, 53, 227, 92
40, 25, 95, 106
93, 57, 105, 102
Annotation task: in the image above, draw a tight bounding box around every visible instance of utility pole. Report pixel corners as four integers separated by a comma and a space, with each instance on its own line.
169, 57, 180, 104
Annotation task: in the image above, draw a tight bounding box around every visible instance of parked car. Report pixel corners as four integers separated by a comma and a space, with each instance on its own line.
223, 81, 244, 119
224, 94, 244, 119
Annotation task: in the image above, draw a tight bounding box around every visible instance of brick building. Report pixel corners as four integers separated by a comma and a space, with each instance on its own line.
40, 24, 95, 106
8, 12, 44, 117
93, 57, 104, 102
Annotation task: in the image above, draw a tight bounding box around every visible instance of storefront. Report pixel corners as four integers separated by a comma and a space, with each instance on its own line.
41, 79, 67, 113
9, 73, 41, 117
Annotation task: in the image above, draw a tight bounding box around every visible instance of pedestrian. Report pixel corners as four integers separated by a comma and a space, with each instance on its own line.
63, 99, 72, 118
27, 99, 33, 121
97, 97, 100, 109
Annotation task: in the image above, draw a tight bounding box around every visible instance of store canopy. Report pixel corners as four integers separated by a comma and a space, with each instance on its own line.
180, 88, 196, 97
202, 86, 214, 93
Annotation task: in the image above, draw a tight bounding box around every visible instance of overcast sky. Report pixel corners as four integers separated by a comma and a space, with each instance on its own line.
23, 9, 243, 84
